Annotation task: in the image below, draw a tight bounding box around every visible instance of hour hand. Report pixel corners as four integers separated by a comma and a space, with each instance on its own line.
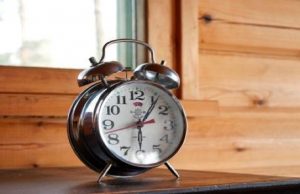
136, 120, 144, 150
137, 126, 143, 150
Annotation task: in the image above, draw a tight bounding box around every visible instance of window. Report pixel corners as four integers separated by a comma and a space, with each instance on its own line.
0, 0, 145, 69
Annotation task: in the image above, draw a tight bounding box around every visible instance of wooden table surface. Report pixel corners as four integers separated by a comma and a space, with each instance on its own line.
1, 167, 300, 194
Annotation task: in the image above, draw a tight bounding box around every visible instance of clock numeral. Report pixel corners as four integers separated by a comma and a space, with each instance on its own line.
120, 146, 131, 156
160, 134, 169, 144
106, 105, 120, 115
130, 90, 145, 101
102, 119, 114, 130
117, 95, 127, 104
152, 144, 162, 154
158, 105, 168, 115
108, 133, 119, 145
164, 120, 175, 131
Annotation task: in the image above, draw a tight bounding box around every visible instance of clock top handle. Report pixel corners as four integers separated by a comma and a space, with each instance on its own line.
98, 38, 157, 64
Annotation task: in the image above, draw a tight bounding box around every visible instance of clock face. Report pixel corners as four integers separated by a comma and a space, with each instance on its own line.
97, 81, 186, 167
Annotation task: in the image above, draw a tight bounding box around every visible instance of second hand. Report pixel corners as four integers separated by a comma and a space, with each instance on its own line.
104, 119, 155, 134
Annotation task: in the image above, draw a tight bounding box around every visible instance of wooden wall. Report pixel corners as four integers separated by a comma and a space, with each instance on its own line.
1, 0, 300, 177
0, 67, 82, 168
178, 0, 300, 176
0, 66, 206, 169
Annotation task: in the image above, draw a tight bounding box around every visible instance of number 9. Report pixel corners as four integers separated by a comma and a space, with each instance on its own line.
102, 119, 114, 130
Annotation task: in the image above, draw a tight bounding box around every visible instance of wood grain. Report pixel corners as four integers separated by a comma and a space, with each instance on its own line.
0, 118, 82, 169
0, 66, 130, 94
199, 20, 300, 58
179, 0, 300, 174
147, 0, 176, 70
181, 0, 300, 100
0, 66, 81, 94
0, 94, 76, 116
199, 0, 300, 28
180, 0, 201, 99
195, 52, 300, 106
181, 100, 219, 117
198, 0, 300, 57
171, 113, 300, 174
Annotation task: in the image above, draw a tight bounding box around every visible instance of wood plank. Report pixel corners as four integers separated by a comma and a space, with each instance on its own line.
181, 0, 201, 99
0, 66, 81, 94
182, 0, 300, 100
148, 0, 177, 70
192, 52, 300, 107
199, 0, 300, 29
0, 66, 132, 94
0, 94, 76, 116
0, 142, 81, 169
220, 107, 300, 119
1, 117, 66, 144
0, 118, 81, 169
171, 115, 300, 173
181, 100, 219, 117
199, 20, 300, 57
147, 0, 181, 96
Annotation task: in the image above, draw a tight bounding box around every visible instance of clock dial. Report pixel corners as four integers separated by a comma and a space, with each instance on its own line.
97, 81, 186, 167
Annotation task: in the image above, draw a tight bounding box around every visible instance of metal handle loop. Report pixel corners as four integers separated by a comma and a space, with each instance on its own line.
99, 38, 156, 63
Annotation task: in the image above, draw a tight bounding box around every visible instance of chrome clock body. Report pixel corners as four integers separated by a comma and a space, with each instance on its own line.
68, 80, 187, 177
67, 39, 187, 182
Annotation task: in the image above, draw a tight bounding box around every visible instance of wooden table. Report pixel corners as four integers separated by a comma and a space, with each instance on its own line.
1, 167, 300, 193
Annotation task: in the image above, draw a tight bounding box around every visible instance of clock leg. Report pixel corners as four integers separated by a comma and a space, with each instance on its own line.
97, 163, 112, 183
164, 161, 180, 178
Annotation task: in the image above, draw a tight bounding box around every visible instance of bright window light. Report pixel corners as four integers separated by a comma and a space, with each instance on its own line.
0, 0, 118, 69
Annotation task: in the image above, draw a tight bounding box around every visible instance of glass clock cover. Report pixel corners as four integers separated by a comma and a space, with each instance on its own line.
97, 81, 186, 167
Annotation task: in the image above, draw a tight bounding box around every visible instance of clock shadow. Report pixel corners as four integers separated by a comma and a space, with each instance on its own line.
68, 175, 179, 194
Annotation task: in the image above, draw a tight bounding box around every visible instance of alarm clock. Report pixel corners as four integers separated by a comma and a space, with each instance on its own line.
67, 39, 187, 183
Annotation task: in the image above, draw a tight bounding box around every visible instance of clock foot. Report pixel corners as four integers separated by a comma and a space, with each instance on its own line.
97, 163, 112, 183
165, 161, 180, 178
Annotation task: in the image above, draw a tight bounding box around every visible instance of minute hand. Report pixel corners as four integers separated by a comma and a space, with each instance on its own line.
142, 96, 159, 122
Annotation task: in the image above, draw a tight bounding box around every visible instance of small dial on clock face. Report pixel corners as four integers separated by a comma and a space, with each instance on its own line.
98, 81, 186, 167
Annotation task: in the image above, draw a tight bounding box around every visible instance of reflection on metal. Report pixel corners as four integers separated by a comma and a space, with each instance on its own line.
165, 162, 180, 178
134, 63, 180, 89
97, 163, 112, 183
99, 39, 156, 64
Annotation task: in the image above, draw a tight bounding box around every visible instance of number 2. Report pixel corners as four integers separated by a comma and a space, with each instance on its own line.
159, 105, 168, 115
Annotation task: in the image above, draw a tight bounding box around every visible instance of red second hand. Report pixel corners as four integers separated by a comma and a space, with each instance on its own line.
104, 119, 155, 134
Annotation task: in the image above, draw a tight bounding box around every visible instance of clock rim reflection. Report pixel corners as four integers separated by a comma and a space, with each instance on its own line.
94, 80, 187, 168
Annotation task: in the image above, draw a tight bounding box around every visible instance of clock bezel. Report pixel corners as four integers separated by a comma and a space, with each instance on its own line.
68, 80, 149, 176
93, 80, 187, 168
67, 82, 109, 172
